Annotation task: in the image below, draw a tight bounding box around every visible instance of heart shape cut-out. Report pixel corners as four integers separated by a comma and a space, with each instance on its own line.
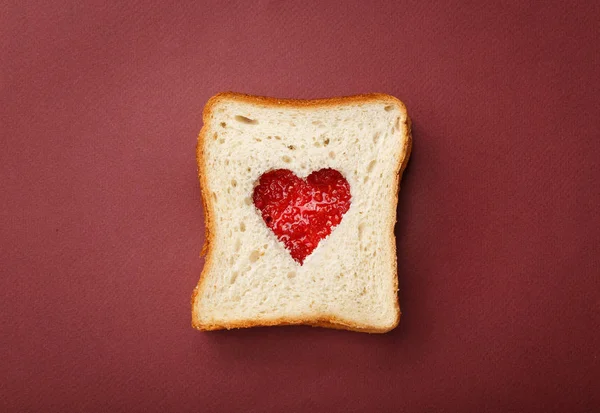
253, 168, 351, 264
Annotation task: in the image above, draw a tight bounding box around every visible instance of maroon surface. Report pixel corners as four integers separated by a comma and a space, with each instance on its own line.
2, 1, 599, 412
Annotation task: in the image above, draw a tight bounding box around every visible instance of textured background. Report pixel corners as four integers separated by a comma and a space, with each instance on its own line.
2, 1, 599, 411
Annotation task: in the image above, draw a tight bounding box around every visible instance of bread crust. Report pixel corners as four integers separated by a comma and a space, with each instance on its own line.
191, 92, 412, 333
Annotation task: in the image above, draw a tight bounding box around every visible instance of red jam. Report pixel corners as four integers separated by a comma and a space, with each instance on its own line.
253, 168, 351, 264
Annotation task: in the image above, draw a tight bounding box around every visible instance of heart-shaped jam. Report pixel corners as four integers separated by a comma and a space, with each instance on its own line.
253, 168, 351, 264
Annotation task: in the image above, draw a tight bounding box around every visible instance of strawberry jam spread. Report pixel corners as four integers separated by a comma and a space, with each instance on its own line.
253, 168, 351, 264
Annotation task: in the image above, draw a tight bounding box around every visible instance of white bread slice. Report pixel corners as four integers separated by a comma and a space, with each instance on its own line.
192, 92, 412, 333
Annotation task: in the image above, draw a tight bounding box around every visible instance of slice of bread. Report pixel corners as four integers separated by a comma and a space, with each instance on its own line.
191, 92, 412, 333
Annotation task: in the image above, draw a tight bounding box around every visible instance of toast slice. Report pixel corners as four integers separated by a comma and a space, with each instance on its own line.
191, 92, 412, 333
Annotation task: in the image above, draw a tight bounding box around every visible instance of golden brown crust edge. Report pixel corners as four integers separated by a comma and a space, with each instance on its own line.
390, 114, 413, 330
191, 92, 412, 334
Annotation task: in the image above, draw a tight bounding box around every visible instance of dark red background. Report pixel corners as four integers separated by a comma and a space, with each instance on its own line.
2, 1, 599, 411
